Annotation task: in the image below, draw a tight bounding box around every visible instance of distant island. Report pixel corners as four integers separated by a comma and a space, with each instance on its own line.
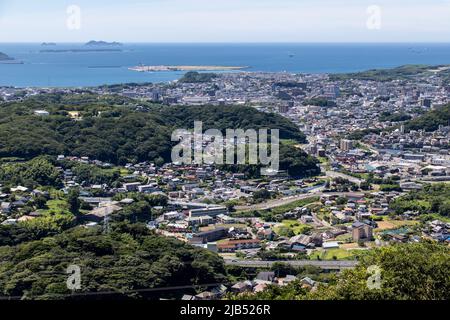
0, 52, 22, 64
41, 42, 57, 46
40, 49, 122, 53
0, 52, 13, 61
129, 65, 248, 72
85, 40, 123, 46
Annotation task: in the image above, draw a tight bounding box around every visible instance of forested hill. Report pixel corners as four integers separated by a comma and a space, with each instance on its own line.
0, 223, 227, 300
329, 64, 449, 82
0, 52, 13, 61
405, 104, 450, 132
0, 93, 308, 166
347, 104, 450, 140
159, 105, 306, 142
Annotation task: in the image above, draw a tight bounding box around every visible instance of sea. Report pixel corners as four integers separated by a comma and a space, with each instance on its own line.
1, 43, 450, 88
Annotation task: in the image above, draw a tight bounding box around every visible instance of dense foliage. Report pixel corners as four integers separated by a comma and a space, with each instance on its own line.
0, 94, 307, 166
0, 156, 62, 188
303, 98, 336, 107
330, 64, 437, 82
405, 104, 450, 132
0, 52, 13, 61
0, 223, 227, 300
178, 71, 218, 83
390, 183, 450, 217
234, 242, 450, 300
379, 111, 412, 122
159, 104, 306, 142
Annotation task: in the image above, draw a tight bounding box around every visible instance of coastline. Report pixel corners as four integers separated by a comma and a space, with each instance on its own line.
129, 65, 248, 72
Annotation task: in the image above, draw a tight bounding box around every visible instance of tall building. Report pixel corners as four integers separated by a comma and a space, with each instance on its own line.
340, 139, 354, 151
278, 105, 290, 113
324, 85, 340, 99
352, 222, 373, 242
421, 98, 432, 108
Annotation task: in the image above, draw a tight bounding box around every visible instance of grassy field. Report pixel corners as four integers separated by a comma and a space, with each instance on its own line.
375, 219, 419, 232
274, 220, 312, 236
309, 248, 356, 260
335, 233, 353, 242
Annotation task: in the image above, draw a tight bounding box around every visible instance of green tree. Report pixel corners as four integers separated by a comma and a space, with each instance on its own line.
67, 189, 80, 215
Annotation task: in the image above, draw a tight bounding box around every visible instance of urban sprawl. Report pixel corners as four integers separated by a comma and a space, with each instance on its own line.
0, 67, 449, 299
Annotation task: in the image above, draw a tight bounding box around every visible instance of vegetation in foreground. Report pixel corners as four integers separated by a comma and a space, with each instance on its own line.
0, 223, 226, 300
231, 242, 450, 300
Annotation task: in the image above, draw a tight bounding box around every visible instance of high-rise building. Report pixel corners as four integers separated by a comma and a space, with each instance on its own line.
340, 139, 354, 151
421, 98, 432, 108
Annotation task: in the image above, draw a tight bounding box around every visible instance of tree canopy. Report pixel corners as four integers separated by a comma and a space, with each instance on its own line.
0, 223, 227, 300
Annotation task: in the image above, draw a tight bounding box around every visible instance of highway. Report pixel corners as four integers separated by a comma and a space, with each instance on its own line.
224, 259, 358, 270
325, 170, 363, 185
235, 191, 364, 212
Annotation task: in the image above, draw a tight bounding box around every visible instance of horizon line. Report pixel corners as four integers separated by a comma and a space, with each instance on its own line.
2, 41, 450, 45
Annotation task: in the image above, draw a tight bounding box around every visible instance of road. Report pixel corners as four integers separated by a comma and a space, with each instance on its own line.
235, 192, 323, 212
224, 259, 358, 270
235, 191, 364, 212
325, 170, 363, 185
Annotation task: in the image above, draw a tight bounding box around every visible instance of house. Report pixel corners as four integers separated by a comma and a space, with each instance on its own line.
322, 241, 339, 249
301, 215, 314, 223
186, 215, 214, 227
79, 197, 112, 207
18, 215, 35, 222
231, 281, 253, 293
189, 206, 228, 218
217, 239, 261, 252
34, 110, 50, 116
0, 202, 12, 214
255, 272, 275, 282
217, 214, 236, 224
119, 198, 135, 205
300, 277, 317, 289
278, 275, 297, 286
163, 211, 181, 221
253, 283, 268, 293
191, 227, 228, 243
123, 182, 142, 192
352, 221, 373, 242
210, 284, 228, 298
166, 222, 189, 233
11, 186, 28, 193
138, 184, 159, 193
1, 219, 17, 225
84, 204, 122, 222
257, 228, 274, 240
195, 291, 215, 300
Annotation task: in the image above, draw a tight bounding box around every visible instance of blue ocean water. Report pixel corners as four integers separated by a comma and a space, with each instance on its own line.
1, 43, 450, 87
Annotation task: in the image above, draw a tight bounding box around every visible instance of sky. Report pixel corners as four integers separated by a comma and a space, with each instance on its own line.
0, 0, 449, 42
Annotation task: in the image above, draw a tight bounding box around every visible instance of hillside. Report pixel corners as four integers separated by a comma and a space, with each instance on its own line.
0, 52, 13, 61
234, 242, 449, 300
0, 93, 317, 176
178, 71, 217, 83
347, 104, 450, 140
405, 104, 450, 132
330, 64, 447, 82
0, 223, 227, 300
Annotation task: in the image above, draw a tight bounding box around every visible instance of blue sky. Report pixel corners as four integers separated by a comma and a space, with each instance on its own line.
0, 0, 449, 42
